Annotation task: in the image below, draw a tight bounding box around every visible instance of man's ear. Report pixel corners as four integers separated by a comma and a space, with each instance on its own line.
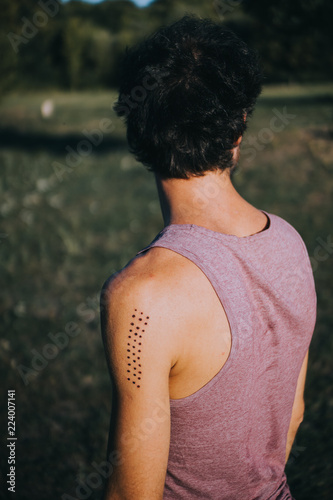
233, 113, 247, 146
234, 135, 242, 146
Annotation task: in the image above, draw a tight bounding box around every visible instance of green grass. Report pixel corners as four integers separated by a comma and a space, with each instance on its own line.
0, 84, 332, 499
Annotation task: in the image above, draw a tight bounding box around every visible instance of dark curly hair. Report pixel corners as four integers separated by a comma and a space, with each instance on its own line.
113, 15, 263, 179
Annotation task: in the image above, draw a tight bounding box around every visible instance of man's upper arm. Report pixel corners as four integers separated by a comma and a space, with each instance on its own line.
100, 273, 178, 500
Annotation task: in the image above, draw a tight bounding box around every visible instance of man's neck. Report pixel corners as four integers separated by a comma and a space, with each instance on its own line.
154, 168, 267, 238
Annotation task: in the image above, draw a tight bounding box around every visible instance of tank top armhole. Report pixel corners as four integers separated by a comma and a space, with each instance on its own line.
136, 241, 240, 406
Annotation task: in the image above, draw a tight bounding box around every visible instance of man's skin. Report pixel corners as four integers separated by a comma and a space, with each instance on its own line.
101, 139, 308, 499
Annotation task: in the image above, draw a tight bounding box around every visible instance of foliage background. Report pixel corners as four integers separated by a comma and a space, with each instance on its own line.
1, 0, 333, 94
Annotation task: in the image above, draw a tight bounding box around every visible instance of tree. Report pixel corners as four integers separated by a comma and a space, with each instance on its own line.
243, 0, 333, 81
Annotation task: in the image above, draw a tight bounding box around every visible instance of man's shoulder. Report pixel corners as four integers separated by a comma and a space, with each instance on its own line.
269, 212, 310, 255
100, 247, 195, 372
101, 246, 194, 317
270, 212, 303, 239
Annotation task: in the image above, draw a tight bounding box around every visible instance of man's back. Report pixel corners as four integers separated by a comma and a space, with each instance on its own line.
101, 15, 317, 499
105, 203, 268, 401
101, 209, 316, 499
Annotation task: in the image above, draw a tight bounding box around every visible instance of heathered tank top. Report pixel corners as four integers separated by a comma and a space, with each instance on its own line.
136, 210, 317, 500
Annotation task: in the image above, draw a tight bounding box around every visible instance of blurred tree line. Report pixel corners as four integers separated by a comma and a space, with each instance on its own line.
0, 0, 332, 94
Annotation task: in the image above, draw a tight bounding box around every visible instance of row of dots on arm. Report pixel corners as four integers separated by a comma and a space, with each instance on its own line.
127, 309, 149, 388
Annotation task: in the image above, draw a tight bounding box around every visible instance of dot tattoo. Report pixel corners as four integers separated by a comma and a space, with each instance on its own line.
125, 309, 149, 387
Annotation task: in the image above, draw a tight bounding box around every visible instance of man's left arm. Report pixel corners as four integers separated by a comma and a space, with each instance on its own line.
100, 274, 179, 500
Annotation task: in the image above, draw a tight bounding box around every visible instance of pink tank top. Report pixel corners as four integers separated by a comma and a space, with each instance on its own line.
136, 210, 317, 500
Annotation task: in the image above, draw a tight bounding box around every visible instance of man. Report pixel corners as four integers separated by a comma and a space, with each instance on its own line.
100, 15, 317, 499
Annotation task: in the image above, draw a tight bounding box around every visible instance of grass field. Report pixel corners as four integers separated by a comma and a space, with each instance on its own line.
0, 84, 333, 499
